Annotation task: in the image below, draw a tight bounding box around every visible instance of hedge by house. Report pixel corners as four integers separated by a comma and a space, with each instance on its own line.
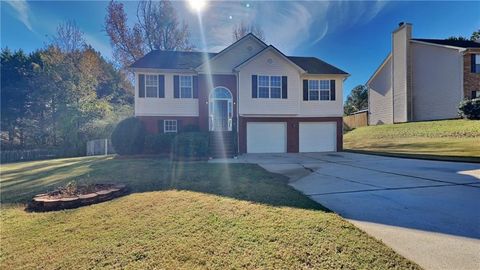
458, 98, 480, 120
172, 132, 209, 160
111, 117, 146, 155
144, 133, 175, 154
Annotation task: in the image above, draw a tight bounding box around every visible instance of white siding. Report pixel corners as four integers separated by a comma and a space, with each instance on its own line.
392, 24, 411, 123
411, 42, 463, 121
238, 49, 344, 117
134, 72, 199, 116
198, 36, 266, 74
299, 74, 344, 117
368, 57, 393, 125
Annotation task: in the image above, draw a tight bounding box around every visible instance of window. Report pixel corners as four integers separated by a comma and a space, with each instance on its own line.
473, 90, 480, 99
257, 75, 282, 98
476, 55, 480, 73
308, 80, 330, 101
319, 80, 330, 100
270, 76, 281, 98
308, 80, 319, 100
258, 75, 270, 98
180, 76, 193, 98
164, 120, 177, 133
145, 75, 158, 98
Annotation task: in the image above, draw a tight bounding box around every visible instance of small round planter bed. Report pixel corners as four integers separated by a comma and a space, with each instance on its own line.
26, 184, 128, 212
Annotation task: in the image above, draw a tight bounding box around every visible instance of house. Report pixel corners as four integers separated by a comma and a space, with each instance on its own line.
367, 23, 480, 126
130, 33, 348, 155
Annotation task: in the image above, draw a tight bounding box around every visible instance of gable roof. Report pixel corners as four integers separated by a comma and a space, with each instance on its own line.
411, 39, 480, 49
129, 34, 349, 75
288, 56, 348, 75
195, 33, 267, 70
130, 50, 217, 70
234, 45, 306, 73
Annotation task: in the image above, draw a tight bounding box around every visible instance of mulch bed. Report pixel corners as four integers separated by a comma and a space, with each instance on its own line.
26, 184, 128, 212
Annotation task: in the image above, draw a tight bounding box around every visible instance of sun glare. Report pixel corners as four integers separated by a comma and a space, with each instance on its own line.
188, 0, 207, 13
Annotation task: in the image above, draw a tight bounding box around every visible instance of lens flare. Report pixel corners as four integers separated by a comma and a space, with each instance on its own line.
188, 0, 207, 13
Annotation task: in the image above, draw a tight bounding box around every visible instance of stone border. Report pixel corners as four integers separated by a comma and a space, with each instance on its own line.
26, 184, 128, 212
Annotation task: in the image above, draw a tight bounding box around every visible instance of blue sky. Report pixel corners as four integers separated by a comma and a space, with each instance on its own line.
2, 1, 479, 100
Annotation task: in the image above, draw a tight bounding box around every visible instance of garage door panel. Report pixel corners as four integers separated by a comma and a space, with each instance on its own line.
299, 122, 336, 152
247, 122, 286, 153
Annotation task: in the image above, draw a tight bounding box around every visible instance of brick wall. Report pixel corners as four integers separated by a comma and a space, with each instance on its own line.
463, 48, 480, 99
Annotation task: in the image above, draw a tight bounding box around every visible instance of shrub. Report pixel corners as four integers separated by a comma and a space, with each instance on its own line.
172, 132, 209, 159
144, 133, 175, 154
458, 98, 480, 120
111, 117, 146, 155
182, 124, 200, 132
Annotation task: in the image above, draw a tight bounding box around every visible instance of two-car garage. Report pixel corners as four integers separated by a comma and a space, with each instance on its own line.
245, 121, 337, 153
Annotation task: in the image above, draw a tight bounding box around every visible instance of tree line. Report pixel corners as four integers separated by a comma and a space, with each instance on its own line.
1, 21, 133, 155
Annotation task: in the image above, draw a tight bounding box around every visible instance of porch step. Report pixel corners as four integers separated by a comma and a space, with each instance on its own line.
209, 132, 236, 158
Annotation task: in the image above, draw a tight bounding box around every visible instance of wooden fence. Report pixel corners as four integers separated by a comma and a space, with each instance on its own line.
343, 111, 368, 130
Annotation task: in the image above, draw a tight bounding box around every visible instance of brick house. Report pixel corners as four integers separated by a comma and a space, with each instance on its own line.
367, 23, 480, 125
129, 34, 349, 155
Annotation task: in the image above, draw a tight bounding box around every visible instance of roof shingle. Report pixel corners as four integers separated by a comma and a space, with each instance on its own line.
412, 39, 480, 48
130, 50, 348, 75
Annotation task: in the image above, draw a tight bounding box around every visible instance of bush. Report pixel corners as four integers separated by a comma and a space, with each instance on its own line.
458, 98, 480, 120
182, 124, 200, 132
172, 132, 209, 159
144, 133, 175, 154
111, 117, 146, 155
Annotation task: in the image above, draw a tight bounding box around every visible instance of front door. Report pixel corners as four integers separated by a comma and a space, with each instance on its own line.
213, 100, 228, 131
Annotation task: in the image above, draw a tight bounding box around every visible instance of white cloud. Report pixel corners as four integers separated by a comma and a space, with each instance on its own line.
5, 0, 33, 32
173, 0, 389, 53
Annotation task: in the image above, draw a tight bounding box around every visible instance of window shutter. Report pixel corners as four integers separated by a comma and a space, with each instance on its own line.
252, 75, 258, 98
303, 80, 308, 101
330, 80, 336, 101
282, 76, 288, 99
174, 75, 180, 98
472, 54, 476, 73
472, 91, 477, 99
158, 75, 165, 98
192, 76, 198, 98
177, 120, 182, 132
139, 74, 145, 98
158, 120, 164, 134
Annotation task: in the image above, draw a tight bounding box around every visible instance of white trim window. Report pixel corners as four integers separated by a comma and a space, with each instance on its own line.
258, 75, 270, 98
319, 80, 331, 100
308, 80, 330, 101
476, 55, 480, 74
257, 75, 282, 98
308, 80, 319, 100
270, 76, 281, 98
473, 90, 480, 99
145, 75, 158, 98
164, 120, 177, 133
180, 75, 193, 98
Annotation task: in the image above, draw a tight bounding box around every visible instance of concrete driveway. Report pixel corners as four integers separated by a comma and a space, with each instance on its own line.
225, 152, 480, 270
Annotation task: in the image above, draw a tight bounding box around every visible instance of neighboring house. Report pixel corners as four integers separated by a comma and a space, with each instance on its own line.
130, 33, 348, 155
367, 23, 480, 126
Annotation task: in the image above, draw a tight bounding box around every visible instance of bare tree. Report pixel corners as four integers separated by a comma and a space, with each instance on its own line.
105, 0, 192, 69
137, 0, 192, 51
233, 21, 265, 42
105, 0, 146, 68
51, 20, 86, 53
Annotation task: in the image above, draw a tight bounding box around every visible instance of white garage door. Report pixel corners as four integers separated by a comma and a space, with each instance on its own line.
247, 122, 287, 153
299, 122, 336, 152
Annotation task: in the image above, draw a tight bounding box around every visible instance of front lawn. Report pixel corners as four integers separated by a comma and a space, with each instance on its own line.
0, 156, 419, 269
344, 119, 480, 162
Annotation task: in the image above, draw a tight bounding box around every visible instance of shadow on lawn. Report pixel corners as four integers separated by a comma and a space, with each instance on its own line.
1, 157, 326, 211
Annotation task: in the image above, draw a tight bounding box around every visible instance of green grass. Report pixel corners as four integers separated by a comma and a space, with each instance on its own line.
344, 119, 480, 162
0, 156, 419, 269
